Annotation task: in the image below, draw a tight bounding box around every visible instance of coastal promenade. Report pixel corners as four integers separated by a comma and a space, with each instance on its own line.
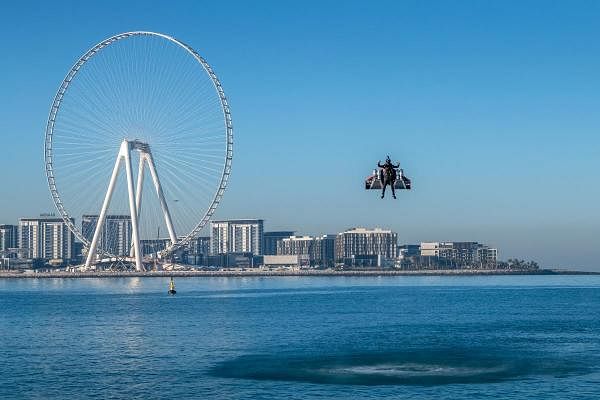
0, 268, 594, 279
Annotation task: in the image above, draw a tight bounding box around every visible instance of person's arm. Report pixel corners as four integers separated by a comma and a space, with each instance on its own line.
377, 161, 384, 168
393, 162, 400, 168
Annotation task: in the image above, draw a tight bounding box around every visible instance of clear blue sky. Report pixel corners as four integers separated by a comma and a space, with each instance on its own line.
0, 1, 599, 269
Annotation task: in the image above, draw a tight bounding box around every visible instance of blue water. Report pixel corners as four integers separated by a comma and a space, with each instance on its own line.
1, 275, 600, 399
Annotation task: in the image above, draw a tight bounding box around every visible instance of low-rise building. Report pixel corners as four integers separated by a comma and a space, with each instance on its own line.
263, 255, 302, 268
207, 252, 254, 268
335, 227, 398, 265
419, 241, 497, 268
263, 231, 295, 255
277, 234, 335, 267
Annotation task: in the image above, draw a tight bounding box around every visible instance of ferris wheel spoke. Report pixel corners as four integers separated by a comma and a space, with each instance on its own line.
157, 158, 219, 193
158, 155, 224, 179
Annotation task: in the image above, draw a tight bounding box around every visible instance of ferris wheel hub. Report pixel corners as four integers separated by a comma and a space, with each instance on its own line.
128, 139, 150, 152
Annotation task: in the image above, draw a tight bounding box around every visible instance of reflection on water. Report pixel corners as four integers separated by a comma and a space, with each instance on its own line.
211, 348, 586, 385
127, 277, 142, 290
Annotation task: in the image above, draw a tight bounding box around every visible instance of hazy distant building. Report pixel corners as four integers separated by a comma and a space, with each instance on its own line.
335, 227, 398, 262
398, 244, 420, 258
420, 242, 497, 267
420, 242, 454, 258
0, 224, 18, 257
277, 234, 335, 267
195, 236, 210, 256
18, 216, 74, 262
206, 252, 254, 268
477, 246, 498, 266
82, 215, 132, 256
263, 231, 295, 255
210, 219, 264, 255
140, 239, 169, 257
72, 241, 84, 263
179, 236, 211, 265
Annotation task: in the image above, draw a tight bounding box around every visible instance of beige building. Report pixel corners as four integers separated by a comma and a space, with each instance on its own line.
263, 255, 302, 268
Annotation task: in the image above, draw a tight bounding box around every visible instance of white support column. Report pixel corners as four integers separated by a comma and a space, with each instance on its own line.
145, 151, 177, 246
135, 153, 145, 218
85, 139, 177, 270
131, 154, 146, 257
123, 142, 144, 271
85, 147, 123, 268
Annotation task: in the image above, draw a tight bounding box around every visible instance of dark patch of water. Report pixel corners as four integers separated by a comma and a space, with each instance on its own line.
210, 347, 587, 386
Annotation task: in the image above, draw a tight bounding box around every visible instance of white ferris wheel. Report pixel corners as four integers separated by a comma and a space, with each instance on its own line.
44, 31, 233, 271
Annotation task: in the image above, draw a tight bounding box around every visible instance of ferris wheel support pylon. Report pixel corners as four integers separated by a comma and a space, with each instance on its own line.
84, 139, 177, 271
85, 141, 124, 269
131, 155, 145, 258
123, 141, 143, 271
145, 150, 177, 247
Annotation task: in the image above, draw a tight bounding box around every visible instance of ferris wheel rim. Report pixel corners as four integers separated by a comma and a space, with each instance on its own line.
44, 31, 233, 256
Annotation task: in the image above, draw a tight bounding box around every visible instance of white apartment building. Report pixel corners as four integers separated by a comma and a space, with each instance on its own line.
335, 227, 398, 261
210, 219, 264, 255
19, 216, 74, 261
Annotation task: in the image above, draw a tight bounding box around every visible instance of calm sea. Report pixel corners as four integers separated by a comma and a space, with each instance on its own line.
1, 275, 600, 399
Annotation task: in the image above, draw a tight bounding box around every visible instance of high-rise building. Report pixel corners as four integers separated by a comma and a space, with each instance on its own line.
277, 234, 335, 267
0, 224, 18, 257
335, 227, 398, 262
18, 216, 74, 262
82, 215, 132, 256
210, 219, 264, 255
263, 231, 295, 255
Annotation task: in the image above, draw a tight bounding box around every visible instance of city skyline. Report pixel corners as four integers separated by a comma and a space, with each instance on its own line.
0, 211, 508, 248
1, 212, 503, 272
0, 1, 599, 269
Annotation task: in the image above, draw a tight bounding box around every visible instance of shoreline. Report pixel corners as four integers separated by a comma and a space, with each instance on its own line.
0, 269, 596, 279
